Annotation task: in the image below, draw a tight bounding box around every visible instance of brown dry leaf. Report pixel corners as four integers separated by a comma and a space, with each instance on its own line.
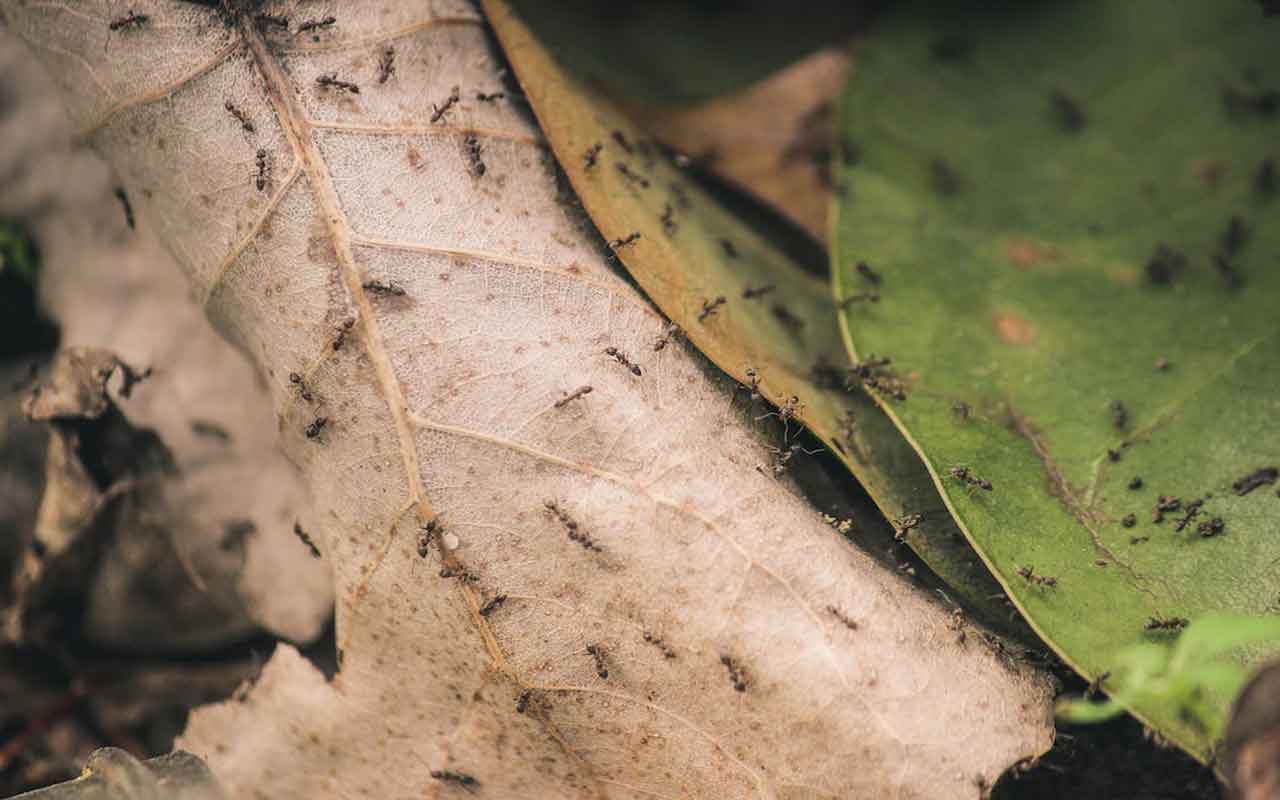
0, 30, 332, 652
4, 2, 1053, 797
628, 48, 849, 243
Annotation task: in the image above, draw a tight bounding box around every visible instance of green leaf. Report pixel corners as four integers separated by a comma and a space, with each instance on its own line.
488, 0, 1026, 634
1055, 696, 1126, 725
834, 0, 1280, 760
1170, 613, 1280, 672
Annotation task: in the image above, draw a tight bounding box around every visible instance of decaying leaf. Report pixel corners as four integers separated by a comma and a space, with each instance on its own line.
629, 48, 850, 243
0, 33, 332, 652
5, 2, 1053, 797
833, 0, 1280, 760
486, 1, 1020, 635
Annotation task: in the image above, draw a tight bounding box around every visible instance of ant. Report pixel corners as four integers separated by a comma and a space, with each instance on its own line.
332, 318, 355, 351
826, 605, 859, 630
609, 232, 640, 250
430, 770, 477, 790
583, 143, 602, 170
297, 16, 336, 39
930, 158, 963, 196
554, 385, 593, 407
604, 347, 642, 376
288, 371, 314, 402
719, 654, 748, 692
720, 239, 738, 259
316, 73, 360, 94
304, 416, 328, 439
515, 689, 532, 713
760, 442, 823, 477
293, 523, 322, 558
616, 163, 650, 188
1110, 400, 1128, 431
479, 594, 507, 617
756, 396, 803, 440
417, 520, 440, 558
742, 284, 775, 300
585, 644, 609, 679
948, 466, 992, 491
1016, 565, 1058, 589
772, 304, 804, 334
1197, 517, 1225, 538
362, 279, 405, 296
475, 91, 504, 102
113, 187, 135, 230
643, 631, 676, 659
1050, 89, 1087, 132
225, 100, 254, 132
653, 322, 681, 352
430, 86, 460, 123
376, 47, 395, 84
855, 261, 881, 285
109, 10, 148, 31
660, 203, 676, 235
611, 130, 634, 154
697, 296, 726, 322
743, 367, 762, 402
255, 148, 270, 192
544, 499, 601, 551
1145, 615, 1188, 632
464, 134, 485, 177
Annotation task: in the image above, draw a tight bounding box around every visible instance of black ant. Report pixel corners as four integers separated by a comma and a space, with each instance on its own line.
743, 367, 762, 402
430, 86, 460, 123
609, 232, 640, 250
759, 442, 823, 477
1050, 89, 1087, 132
948, 466, 992, 491
464, 134, 485, 177
585, 644, 609, 679
720, 239, 738, 259
417, 520, 440, 558
430, 770, 477, 789
255, 148, 270, 192
1110, 400, 1128, 431
293, 522, 322, 558
742, 284, 775, 300
855, 261, 881, 285
583, 143, 602, 169
719, 654, 748, 692
772, 304, 804, 334
297, 15, 336, 39
515, 689, 532, 713
1233, 467, 1278, 496
332, 318, 355, 351
475, 91, 504, 102
288, 371, 314, 402
479, 594, 507, 617
225, 100, 254, 132
304, 416, 329, 439
611, 130, 634, 154
616, 163, 650, 188
604, 346, 642, 376
376, 47, 395, 84
827, 605, 859, 630
660, 203, 676, 235
544, 499, 601, 551
1121, 513, 1137, 528
362, 279, 406, 296
1145, 244, 1186, 285
1197, 517, 1225, 537
697, 296, 726, 322
113, 187, 135, 230
109, 10, 148, 31
1145, 615, 1188, 632
1016, 565, 1058, 589
1152, 495, 1181, 524
554, 385, 593, 408
643, 631, 676, 659
756, 396, 803, 439
317, 73, 360, 94
1173, 499, 1204, 532
652, 322, 681, 352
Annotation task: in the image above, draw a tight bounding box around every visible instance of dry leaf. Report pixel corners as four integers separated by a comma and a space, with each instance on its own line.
4, 2, 1053, 797
0, 31, 332, 651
